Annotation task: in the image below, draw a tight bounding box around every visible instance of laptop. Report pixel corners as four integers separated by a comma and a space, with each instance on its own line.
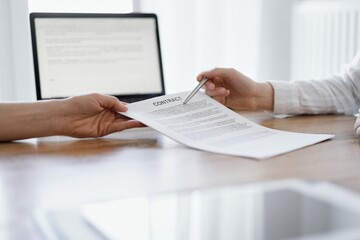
29, 12, 165, 102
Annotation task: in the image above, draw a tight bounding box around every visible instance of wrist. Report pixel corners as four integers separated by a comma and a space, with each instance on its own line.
50, 99, 71, 136
36, 100, 65, 136
30, 99, 69, 137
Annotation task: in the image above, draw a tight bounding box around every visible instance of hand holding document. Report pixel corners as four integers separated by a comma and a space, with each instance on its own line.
121, 92, 334, 159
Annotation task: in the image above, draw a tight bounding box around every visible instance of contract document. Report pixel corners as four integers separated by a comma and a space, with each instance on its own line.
121, 92, 334, 159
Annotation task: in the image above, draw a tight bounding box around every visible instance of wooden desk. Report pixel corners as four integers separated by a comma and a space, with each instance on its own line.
0, 112, 359, 239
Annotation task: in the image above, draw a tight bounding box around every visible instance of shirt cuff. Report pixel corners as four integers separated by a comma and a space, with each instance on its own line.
270, 81, 300, 114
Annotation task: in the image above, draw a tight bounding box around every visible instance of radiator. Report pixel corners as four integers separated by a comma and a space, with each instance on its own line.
291, 0, 360, 80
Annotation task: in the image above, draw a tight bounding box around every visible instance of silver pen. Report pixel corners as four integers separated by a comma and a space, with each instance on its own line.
183, 77, 209, 104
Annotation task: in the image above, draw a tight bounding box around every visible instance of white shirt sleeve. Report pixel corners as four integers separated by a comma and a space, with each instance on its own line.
271, 51, 360, 115
355, 109, 360, 136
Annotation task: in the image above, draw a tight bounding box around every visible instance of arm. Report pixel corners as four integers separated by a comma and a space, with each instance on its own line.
0, 93, 143, 142
199, 51, 360, 115
272, 51, 360, 115
199, 65, 360, 115
272, 65, 360, 116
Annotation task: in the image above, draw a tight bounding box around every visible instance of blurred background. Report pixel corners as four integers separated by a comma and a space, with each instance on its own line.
1, 0, 359, 101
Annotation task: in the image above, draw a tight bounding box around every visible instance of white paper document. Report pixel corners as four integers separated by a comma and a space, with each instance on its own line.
121, 92, 334, 159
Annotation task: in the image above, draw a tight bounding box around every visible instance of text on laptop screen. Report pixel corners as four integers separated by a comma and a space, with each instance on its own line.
33, 17, 163, 99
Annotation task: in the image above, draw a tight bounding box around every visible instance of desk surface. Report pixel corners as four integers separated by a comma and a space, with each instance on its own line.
0, 112, 359, 239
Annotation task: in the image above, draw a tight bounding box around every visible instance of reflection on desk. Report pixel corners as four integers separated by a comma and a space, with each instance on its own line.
0, 113, 359, 240
37, 180, 360, 240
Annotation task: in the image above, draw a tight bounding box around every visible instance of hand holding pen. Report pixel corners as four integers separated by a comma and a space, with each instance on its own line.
195, 68, 274, 111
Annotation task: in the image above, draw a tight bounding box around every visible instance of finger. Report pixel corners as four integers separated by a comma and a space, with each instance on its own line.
197, 71, 211, 81
204, 77, 226, 90
107, 120, 144, 134
204, 82, 215, 90
197, 74, 205, 81
197, 70, 220, 81
212, 96, 225, 102
117, 120, 145, 131
205, 87, 229, 97
115, 113, 132, 120
115, 114, 146, 126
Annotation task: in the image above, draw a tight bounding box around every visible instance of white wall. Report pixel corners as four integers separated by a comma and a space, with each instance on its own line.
291, 0, 360, 81
258, 0, 293, 81
139, 0, 296, 93
0, 0, 14, 101
28, 0, 133, 13
11, 0, 36, 102
0, 0, 35, 102
139, 0, 265, 94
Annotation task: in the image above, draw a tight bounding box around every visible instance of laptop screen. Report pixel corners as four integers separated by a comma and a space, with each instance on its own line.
30, 13, 165, 102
